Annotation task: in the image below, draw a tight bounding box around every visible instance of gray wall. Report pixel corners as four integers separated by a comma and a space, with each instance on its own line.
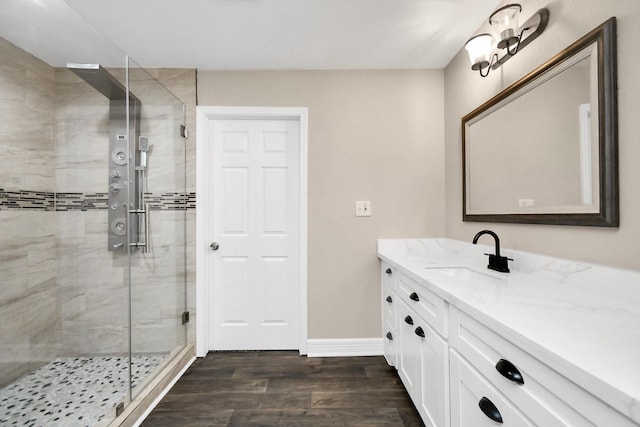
444, 0, 640, 269
197, 70, 446, 339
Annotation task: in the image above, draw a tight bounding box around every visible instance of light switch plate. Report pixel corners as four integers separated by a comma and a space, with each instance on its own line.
355, 201, 371, 217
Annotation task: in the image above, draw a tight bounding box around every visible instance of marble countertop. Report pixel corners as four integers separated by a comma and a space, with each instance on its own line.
378, 238, 640, 424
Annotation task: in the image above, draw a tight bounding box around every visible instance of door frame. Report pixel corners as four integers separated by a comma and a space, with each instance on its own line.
195, 106, 308, 357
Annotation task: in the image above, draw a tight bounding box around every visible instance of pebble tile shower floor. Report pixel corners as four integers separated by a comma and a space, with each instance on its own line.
0, 354, 166, 427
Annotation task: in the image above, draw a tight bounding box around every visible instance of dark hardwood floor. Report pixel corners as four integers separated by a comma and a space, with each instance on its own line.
141, 351, 424, 426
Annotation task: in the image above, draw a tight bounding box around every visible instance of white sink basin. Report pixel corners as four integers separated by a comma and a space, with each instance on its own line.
423, 266, 504, 281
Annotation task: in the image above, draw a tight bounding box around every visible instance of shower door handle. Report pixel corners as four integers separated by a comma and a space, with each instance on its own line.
210, 242, 220, 251
143, 203, 150, 253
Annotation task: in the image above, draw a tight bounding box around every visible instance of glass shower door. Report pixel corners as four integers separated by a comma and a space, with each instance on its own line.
126, 58, 187, 398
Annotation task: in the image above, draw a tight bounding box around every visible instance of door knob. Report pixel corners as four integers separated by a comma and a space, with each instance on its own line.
210, 242, 220, 251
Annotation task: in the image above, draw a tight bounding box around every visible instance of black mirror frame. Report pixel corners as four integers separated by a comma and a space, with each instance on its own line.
462, 18, 618, 227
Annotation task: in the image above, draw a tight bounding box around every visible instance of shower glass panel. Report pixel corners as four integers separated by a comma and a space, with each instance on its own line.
126, 58, 187, 398
55, 63, 134, 423
0, 0, 187, 425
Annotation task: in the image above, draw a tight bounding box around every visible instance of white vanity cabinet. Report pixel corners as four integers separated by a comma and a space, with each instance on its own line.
449, 307, 638, 427
380, 249, 640, 427
382, 265, 450, 427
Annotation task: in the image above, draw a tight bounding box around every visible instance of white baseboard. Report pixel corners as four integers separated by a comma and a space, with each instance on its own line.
306, 338, 384, 357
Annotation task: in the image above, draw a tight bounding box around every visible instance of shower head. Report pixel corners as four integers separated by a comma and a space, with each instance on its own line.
67, 63, 127, 101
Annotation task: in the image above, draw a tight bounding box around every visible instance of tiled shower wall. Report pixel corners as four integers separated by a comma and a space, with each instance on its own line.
53, 66, 131, 355
0, 37, 197, 385
0, 37, 60, 386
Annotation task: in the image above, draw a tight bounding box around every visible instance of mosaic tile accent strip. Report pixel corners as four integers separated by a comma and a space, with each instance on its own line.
55, 193, 109, 211
0, 189, 54, 210
186, 192, 196, 209
0, 189, 195, 211
0, 354, 167, 427
145, 192, 189, 210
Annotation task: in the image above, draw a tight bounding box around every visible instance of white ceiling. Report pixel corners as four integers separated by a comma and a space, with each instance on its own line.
1, 0, 502, 70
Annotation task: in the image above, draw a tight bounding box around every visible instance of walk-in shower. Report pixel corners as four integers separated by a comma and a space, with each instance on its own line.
0, 1, 191, 425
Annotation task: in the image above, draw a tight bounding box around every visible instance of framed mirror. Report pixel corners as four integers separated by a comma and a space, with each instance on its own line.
462, 18, 618, 226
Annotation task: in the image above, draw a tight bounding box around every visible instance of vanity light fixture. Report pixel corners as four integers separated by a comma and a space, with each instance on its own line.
464, 3, 549, 77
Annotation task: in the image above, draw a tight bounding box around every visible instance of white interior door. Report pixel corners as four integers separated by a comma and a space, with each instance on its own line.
207, 117, 300, 350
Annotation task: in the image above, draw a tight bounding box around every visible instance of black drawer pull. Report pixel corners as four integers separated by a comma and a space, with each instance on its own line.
414, 327, 425, 338
404, 315, 413, 325
386, 296, 393, 303
478, 397, 503, 423
386, 332, 393, 340
495, 358, 524, 385
385, 268, 392, 275
409, 292, 420, 302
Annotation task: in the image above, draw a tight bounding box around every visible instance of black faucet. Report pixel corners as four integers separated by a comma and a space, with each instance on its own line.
472, 230, 513, 273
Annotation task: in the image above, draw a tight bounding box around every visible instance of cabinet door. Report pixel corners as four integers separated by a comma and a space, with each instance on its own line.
383, 320, 396, 367
419, 324, 449, 427
383, 287, 395, 330
383, 294, 396, 367
398, 299, 421, 401
450, 350, 534, 427
381, 262, 395, 292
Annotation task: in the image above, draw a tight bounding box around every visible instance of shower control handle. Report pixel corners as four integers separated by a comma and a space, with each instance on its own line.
210, 242, 220, 251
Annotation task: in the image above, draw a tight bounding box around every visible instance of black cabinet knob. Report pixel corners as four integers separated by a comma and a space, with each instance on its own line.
386, 332, 393, 341
386, 296, 393, 303
385, 268, 392, 275
409, 292, 420, 302
478, 397, 503, 423
495, 358, 524, 385
404, 315, 413, 325
414, 327, 425, 338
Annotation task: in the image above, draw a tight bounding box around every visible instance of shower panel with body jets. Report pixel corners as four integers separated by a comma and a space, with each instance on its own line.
68, 63, 150, 253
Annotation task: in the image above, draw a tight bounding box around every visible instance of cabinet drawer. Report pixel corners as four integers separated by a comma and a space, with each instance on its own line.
450, 307, 636, 426
397, 271, 447, 337
381, 262, 396, 293
382, 285, 396, 331
450, 350, 534, 427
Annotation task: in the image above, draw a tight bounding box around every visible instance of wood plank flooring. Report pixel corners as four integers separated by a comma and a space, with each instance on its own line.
141, 351, 424, 427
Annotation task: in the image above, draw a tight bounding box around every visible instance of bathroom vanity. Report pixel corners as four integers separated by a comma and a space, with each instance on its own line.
378, 238, 640, 426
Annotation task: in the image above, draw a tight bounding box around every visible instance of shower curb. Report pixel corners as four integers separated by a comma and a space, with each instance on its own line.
109, 345, 195, 427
